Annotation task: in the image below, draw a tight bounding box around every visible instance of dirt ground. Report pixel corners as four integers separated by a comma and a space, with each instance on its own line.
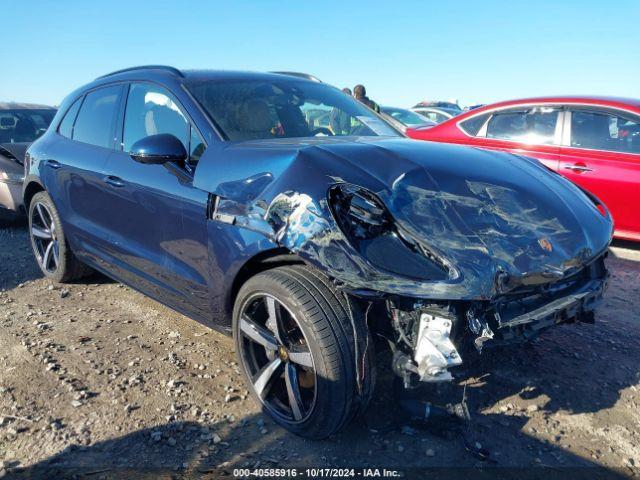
0, 219, 639, 479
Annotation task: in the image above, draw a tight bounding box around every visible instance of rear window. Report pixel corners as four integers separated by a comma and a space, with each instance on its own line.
58, 99, 82, 139
73, 85, 122, 148
459, 113, 491, 136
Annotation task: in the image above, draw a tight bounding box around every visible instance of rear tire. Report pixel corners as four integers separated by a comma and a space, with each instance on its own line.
233, 265, 375, 439
28, 191, 92, 283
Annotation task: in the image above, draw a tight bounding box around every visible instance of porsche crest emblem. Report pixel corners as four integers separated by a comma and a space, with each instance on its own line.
538, 238, 553, 252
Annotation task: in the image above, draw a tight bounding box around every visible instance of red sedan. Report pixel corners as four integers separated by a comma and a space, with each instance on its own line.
407, 96, 640, 241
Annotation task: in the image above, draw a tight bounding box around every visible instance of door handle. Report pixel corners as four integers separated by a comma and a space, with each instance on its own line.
103, 175, 125, 187
45, 160, 61, 169
563, 164, 593, 173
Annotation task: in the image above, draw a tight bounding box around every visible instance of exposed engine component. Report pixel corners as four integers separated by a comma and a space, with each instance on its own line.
390, 303, 463, 385
414, 312, 462, 382
389, 257, 607, 386
466, 307, 495, 352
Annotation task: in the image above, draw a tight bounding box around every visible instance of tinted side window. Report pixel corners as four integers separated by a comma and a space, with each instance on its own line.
189, 127, 205, 164
459, 113, 491, 136
571, 110, 640, 154
486, 107, 560, 144
123, 83, 189, 152
73, 86, 122, 148
58, 98, 82, 139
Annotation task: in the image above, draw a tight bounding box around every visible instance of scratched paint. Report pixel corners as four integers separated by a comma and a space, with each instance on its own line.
194, 136, 613, 301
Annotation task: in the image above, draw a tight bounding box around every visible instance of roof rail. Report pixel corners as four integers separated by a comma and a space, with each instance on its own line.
96, 65, 184, 80
270, 71, 322, 83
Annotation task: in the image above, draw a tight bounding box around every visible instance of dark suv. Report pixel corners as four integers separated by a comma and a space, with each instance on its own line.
23, 66, 612, 438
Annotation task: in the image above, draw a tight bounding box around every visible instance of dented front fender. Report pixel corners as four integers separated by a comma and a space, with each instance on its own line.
194, 137, 613, 300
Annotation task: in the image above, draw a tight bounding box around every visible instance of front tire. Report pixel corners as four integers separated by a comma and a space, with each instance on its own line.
28, 191, 91, 282
233, 265, 375, 439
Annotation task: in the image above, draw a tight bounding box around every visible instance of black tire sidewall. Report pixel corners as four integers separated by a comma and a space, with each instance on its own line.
28, 191, 68, 283
233, 268, 355, 439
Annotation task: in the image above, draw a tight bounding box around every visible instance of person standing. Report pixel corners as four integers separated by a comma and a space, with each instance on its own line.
353, 84, 380, 113
330, 87, 354, 134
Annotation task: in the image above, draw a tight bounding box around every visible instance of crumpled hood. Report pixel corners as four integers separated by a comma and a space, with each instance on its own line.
195, 136, 613, 299
312, 137, 612, 294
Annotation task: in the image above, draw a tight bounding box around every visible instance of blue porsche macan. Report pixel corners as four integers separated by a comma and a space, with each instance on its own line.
24, 66, 612, 438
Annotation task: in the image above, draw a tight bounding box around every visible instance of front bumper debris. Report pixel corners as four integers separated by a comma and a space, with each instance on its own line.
471, 257, 608, 350
490, 278, 605, 344
414, 312, 462, 382
389, 254, 609, 386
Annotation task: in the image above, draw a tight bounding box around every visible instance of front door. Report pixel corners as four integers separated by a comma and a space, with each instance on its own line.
100, 82, 211, 319
559, 108, 640, 240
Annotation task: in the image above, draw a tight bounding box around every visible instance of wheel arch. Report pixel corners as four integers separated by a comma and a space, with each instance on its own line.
227, 247, 306, 318
22, 178, 45, 211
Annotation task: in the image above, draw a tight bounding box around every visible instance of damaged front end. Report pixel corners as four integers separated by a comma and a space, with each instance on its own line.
388, 253, 609, 387
194, 137, 613, 389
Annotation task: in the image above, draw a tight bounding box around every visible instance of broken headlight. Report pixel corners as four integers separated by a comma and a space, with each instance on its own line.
328, 184, 450, 281
329, 185, 392, 241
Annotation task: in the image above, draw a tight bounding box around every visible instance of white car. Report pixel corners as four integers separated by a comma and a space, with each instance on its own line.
411, 106, 458, 124
381, 106, 437, 130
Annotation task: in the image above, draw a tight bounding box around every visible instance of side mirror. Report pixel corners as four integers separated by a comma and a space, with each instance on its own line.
129, 134, 187, 165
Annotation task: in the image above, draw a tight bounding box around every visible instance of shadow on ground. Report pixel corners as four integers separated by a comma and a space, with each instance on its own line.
6, 409, 632, 480
2, 228, 638, 479
611, 239, 640, 251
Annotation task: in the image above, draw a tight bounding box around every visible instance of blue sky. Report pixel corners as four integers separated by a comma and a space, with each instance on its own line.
4, 0, 639, 108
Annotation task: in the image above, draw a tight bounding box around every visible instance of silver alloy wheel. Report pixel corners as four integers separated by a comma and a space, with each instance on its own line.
30, 202, 60, 273
238, 293, 317, 423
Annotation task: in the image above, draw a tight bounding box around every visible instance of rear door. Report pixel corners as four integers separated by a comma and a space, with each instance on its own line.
99, 81, 211, 319
460, 106, 564, 171
43, 85, 126, 263
558, 107, 640, 239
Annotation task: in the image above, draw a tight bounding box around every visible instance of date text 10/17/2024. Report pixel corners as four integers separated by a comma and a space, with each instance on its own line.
233, 468, 402, 478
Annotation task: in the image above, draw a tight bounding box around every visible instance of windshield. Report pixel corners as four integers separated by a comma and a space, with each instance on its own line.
186, 78, 400, 141
0, 109, 55, 144
381, 107, 433, 127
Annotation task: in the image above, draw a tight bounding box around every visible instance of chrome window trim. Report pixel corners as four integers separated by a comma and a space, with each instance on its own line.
471, 106, 564, 146
455, 101, 640, 149
476, 115, 491, 137
561, 110, 572, 146
553, 110, 565, 146
562, 107, 640, 156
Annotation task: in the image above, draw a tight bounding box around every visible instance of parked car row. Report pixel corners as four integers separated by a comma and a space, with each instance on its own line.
18, 66, 614, 438
380, 106, 436, 131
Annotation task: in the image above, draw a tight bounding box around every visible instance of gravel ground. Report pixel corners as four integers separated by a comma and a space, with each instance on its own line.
0, 220, 639, 479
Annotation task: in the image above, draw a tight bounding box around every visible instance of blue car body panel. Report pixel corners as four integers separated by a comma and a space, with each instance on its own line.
23, 68, 614, 334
